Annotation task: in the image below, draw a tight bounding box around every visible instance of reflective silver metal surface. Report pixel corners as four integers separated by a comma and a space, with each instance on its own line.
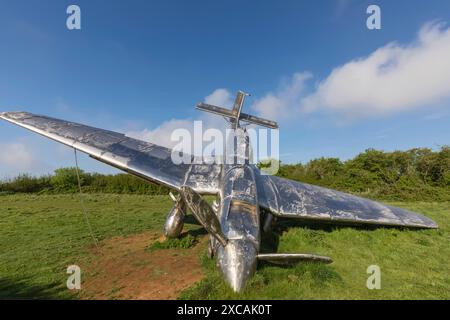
257, 253, 333, 265
217, 238, 258, 292
180, 185, 228, 247
213, 126, 261, 292
163, 196, 186, 238
0, 112, 221, 194
255, 172, 438, 229
196, 90, 278, 129
0, 90, 439, 293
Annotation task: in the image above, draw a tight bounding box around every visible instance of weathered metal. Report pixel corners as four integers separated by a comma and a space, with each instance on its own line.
180, 185, 228, 247
0, 91, 438, 293
163, 193, 186, 238
196, 92, 279, 130
255, 172, 438, 229
257, 253, 333, 265
0, 111, 221, 194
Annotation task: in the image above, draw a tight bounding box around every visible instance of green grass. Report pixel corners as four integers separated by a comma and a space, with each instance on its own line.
0, 194, 173, 299
181, 201, 450, 299
146, 234, 198, 252
0, 194, 449, 299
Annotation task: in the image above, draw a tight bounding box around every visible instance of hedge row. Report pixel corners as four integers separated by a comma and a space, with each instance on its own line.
1, 146, 448, 201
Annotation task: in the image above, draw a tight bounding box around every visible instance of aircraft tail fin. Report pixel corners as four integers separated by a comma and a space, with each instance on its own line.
196, 91, 278, 129
231, 90, 248, 119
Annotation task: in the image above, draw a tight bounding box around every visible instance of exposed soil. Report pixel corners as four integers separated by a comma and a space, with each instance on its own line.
79, 231, 206, 299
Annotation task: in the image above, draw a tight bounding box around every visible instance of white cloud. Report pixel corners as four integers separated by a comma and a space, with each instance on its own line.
126, 89, 233, 149
0, 142, 34, 168
0, 142, 49, 178
126, 118, 195, 149
6, 22, 449, 178
122, 21, 450, 152
0, 137, 118, 178
251, 72, 312, 121
204, 88, 234, 106
301, 22, 450, 118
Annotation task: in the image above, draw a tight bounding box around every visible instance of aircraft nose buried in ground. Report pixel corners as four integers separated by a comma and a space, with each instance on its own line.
217, 239, 258, 292
0, 90, 438, 293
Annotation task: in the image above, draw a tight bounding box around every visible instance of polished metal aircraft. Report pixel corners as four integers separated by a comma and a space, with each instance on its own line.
0, 91, 438, 292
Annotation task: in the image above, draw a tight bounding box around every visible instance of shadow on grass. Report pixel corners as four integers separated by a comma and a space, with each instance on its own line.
256, 260, 343, 285
181, 227, 208, 238
259, 212, 411, 253
0, 278, 64, 300
184, 215, 202, 226
274, 216, 414, 233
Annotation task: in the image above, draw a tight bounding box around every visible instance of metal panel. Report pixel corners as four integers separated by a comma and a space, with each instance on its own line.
258, 253, 333, 265
0, 112, 221, 194
255, 169, 438, 229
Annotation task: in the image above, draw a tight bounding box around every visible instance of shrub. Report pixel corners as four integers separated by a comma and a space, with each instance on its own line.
1, 146, 449, 201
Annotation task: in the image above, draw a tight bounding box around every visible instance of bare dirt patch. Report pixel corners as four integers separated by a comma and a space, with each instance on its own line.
79, 231, 206, 299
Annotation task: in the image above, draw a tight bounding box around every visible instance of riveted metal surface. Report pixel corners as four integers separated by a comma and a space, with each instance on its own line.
0, 112, 221, 193
0, 95, 439, 294
255, 170, 438, 229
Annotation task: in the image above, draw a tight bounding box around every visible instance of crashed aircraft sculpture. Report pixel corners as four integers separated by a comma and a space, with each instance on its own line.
0, 91, 438, 292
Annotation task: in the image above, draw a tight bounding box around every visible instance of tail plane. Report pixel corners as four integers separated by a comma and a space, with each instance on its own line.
196, 90, 278, 129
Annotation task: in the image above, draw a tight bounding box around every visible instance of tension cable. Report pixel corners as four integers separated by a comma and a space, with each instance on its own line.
74, 148, 99, 247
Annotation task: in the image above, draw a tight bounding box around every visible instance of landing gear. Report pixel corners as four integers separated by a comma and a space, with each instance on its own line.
263, 213, 276, 233
207, 197, 221, 258
163, 192, 186, 238
208, 236, 218, 259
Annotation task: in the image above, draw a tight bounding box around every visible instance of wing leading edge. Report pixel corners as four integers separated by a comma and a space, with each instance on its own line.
0, 112, 221, 194
255, 171, 438, 229
0, 111, 439, 229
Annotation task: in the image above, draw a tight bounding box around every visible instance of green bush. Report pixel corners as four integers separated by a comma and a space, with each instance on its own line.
0, 174, 51, 193
0, 169, 169, 195
50, 167, 83, 192
1, 146, 448, 201
272, 146, 450, 201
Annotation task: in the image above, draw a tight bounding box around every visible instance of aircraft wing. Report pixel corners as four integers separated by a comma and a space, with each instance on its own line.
255, 172, 438, 229
0, 112, 221, 194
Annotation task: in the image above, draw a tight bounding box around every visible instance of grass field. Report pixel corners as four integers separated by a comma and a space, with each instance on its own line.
0, 194, 449, 299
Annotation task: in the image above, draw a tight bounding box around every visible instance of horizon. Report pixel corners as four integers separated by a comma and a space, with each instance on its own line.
1, 145, 447, 180
1, 0, 449, 178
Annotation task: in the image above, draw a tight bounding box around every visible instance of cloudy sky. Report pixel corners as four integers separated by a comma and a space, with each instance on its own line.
1, 0, 449, 178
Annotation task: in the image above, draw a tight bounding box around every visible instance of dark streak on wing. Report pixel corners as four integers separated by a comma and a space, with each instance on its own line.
254, 169, 438, 229
0, 112, 221, 194
257, 253, 333, 264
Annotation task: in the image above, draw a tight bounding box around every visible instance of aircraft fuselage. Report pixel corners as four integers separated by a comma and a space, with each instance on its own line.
216, 163, 260, 292
213, 127, 261, 292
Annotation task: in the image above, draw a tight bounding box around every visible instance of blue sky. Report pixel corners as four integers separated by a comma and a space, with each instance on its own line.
0, 0, 449, 177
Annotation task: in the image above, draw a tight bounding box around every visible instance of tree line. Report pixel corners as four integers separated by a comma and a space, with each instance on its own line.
1, 146, 449, 201
275, 146, 449, 201
0, 168, 170, 195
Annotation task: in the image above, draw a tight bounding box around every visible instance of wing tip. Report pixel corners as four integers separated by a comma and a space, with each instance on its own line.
422, 221, 439, 229
0, 112, 11, 120
0, 111, 29, 121
399, 218, 438, 229
1, 111, 14, 117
